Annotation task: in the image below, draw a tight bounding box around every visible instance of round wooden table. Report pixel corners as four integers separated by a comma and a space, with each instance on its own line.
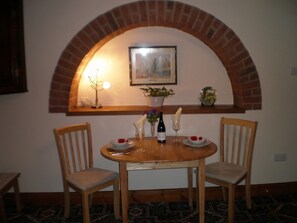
101, 136, 217, 223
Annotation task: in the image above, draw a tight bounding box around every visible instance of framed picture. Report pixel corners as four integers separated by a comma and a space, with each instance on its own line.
129, 46, 177, 85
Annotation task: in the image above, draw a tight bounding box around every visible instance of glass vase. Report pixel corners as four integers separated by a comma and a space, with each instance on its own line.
150, 122, 156, 137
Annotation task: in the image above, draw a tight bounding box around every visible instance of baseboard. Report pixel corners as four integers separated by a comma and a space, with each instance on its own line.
4, 182, 297, 206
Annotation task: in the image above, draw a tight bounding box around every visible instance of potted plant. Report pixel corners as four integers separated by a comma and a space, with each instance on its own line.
199, 86, 217, 106
140, 86, 175, 107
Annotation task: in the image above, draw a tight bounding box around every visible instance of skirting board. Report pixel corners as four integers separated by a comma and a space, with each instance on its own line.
4, 182, 297, 206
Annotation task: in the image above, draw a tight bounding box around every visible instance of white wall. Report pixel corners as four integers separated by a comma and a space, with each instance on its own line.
0, 0, 296, 192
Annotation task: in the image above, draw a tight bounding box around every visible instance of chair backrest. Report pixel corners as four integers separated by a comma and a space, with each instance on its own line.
53, 123, 93, 179
220, 117, 258, 171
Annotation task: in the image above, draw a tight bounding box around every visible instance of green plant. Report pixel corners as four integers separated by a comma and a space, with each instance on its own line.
140, 86, 175, 97
146, 108, 160, 123
200, 86, 216, 106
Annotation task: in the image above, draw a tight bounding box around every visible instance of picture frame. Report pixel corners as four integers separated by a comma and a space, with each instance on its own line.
129, 46, 177, 85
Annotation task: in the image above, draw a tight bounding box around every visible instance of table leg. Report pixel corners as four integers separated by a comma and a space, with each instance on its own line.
0, 195, 6, 223
197, 159, 205, 223
14, 179, 22, 212
187, 167, 193, 209
119, 162, 128, 223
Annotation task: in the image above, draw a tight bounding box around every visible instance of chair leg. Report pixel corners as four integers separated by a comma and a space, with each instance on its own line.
187, 167, 193, 209
245, 177, 252, 209
82, 193, 90, 223
222, 186, 227, 202
195, 168, 199, 211
64, 186, 70, 218
0, 195, 7, 223
228, 184, 235, 223
113, 178, 120, 219
89, 194, 93, 208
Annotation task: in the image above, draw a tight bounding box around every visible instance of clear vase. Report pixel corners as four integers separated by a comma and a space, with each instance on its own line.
150, 122, 156, 137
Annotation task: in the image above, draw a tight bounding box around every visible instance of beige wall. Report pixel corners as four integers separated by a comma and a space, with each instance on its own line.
0, 0, 296, 192
78, 27, 233, 106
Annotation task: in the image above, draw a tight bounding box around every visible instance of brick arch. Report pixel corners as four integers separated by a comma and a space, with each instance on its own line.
49, 1, 262, 113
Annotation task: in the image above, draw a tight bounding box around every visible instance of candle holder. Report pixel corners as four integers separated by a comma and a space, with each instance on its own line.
88, 69, 110, 108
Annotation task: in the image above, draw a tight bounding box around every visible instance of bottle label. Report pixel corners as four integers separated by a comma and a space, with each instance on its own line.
157, 132, 166, 141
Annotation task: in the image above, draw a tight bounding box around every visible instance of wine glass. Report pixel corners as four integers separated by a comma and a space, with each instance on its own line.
135, 126, 144, 142
172, 118, 180, 142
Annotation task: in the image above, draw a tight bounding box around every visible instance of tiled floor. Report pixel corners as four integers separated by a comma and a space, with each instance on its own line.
6, 193, 297, 222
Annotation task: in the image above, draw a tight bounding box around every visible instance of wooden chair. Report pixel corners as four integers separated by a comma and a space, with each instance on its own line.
53, 122, 120, 223
206, 117, 258, 222
188, 117, 258, 222
0, 173, 21, 223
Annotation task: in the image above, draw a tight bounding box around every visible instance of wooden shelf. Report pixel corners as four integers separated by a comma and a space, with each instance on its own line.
67, 104, 245, 116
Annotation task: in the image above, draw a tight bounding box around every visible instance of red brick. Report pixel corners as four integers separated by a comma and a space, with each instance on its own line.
187, 7, 200, 29
156, 1, 165, 22
200, 14, 215, 37
173, 2, 183, 24
243, 80, 261, 89
138, 2, 148, 24
230, 51, 249, 64
89, 20, 106, 39
253, 88, 261, 96
244, 96, 262, 103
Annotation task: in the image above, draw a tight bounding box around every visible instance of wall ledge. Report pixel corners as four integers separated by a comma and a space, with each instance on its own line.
67, 104, 245, 116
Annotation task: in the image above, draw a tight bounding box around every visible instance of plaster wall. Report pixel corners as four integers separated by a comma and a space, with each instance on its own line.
0, 0, 296, 192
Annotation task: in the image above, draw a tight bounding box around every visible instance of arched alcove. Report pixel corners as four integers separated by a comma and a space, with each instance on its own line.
49, 1, 262, 113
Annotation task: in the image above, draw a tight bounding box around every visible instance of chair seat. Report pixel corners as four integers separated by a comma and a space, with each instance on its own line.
66, 168, 119, 191
205, 162, 247, 184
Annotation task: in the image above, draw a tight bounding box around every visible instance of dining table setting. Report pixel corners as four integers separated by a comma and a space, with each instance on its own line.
100, 107, 218, 223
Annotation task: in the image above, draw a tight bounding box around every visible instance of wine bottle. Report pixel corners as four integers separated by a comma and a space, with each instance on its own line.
157, 112, 166, 143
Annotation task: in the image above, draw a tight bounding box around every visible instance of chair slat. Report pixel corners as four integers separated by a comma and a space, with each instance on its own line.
68, 132, 77, 173
225, 125, 230, 162
236, 126, 243, 165
231, 125, 236, 163
61, 134, 71, 175
75, 131, 83, 171
81, 130, 88, 169
243, 127, 250, 168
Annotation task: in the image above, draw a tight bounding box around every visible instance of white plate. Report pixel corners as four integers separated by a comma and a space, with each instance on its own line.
111, 139, 129, 147
187, 136, 207, 145
182, 138, 211, 148
108, 140, 135, 151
